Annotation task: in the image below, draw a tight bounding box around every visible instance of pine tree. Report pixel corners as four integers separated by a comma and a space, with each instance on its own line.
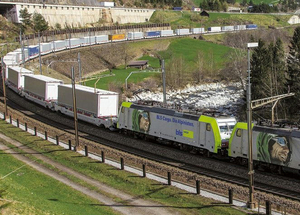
33, 12, 49, 32
286, 27, 300, 118
19, 8, 32, 27
251, 39, 270, 100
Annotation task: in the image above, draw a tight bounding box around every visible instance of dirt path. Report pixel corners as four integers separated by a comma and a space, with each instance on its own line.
0, 133, 180, 215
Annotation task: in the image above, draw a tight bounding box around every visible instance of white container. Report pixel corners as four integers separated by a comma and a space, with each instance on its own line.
40, 43, 52, 55
53, 40, 66, 52
6, 66, 34, 94
221, 26, 234, 31
127, 32, 144, 40
57, 85, 118, 117
95, 35, 109, 44
208, 26, 221, 32
15, 48, 29, 62
191, 28, 205, 34
65, 38, 82, 49
23, 75, 63, 109
160, 30, 174, 37
234, 25, 246, 30
83, 36, 96, 46
100, 2, 114, 7
175, 29, 190, 35
56, 85, 119, 128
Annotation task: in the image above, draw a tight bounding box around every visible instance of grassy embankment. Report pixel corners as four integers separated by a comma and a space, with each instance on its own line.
150, 11, 292, 29
84, 37, 232, 90
0, 120, 248, 215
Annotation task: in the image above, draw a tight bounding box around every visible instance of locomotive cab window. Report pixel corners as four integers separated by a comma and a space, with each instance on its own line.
206, 124, 211, 131
236, 129, 242, 137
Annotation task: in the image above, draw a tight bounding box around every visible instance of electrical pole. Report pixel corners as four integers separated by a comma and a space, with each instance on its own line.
71, 67, 79, 150
38, 31, 42, 74
20, 29, 25, 64
1, 57, 7, 118
246, 42, 258, 209
78, 52, 81, 84
161, 59, 166, 106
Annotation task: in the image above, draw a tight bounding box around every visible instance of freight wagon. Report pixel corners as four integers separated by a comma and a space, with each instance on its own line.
144, 31, 160, 38
27, 45, 39, 59
82, 36, 96, 46
6, 66, 34, 94
246, 24, 258, 30
40, 43, 53, 55
127, 32, 144, 40
55, 85, 119, 128
66, 38, 83, 49
52, 40, 66, 52
23, 75, 63, 110
109, 34, 126, 41
175, 29, 190, 35
160, 30, 174, 37
191, 28, 205, 34
221, 26, 235, 32
95, 35, 109, 44
207, 27, 222, 33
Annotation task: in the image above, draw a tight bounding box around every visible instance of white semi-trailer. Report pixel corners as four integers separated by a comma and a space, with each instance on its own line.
23, 75, 63, 110
56, 85, 119, 128
127, 32, 144, 40
6, 66, 34, 94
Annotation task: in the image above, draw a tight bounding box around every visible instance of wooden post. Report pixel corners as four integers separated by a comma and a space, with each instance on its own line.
196, 180, 200, 195
101, 151, 105, 163
266, 200, 271, 215
68, 140, 72, 150
16, 119, 19, 127
9, 115, 12, 124
25, 123, 27, 131
85, 145, 88, 156
56, 135, 59, 145
120, 158, 124, 170
229, 188, 233, 204
44, 131, 48, 140
142, 164, 146, 177
34, 127, 37, 136
167, 172, 171, 185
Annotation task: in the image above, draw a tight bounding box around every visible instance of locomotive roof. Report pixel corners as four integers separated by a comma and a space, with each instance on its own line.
130, 104, 200, 121
253, 126, 300, 138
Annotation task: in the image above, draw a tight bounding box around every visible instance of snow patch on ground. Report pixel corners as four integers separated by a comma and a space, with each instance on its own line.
128, 82, 244, 116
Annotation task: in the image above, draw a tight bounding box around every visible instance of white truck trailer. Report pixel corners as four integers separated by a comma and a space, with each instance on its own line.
6, 66, 34, 94
23, 75, 63, 110
56, 85, 119, 128
160, 30, 174, 37
175, 29, 190, 35
127, 32, 144, 40
95, 35, 109, 44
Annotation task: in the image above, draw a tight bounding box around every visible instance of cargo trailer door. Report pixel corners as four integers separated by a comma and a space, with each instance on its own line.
46, 84, 59, 100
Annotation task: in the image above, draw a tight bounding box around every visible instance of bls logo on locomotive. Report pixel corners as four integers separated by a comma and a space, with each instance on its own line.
176, 129, 183, 136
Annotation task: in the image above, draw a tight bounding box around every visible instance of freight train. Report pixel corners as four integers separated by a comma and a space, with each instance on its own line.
2, 23, 257, 66
3, 23, 299, 175
2, 66, 300, 174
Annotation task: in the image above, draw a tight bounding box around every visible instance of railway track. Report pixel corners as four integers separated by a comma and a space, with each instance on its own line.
1, 84, 300, 204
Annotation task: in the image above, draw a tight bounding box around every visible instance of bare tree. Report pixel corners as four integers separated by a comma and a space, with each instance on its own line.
220, 49, 247, 89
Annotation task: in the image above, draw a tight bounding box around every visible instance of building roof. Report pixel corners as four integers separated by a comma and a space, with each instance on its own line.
127, 60, 148, 67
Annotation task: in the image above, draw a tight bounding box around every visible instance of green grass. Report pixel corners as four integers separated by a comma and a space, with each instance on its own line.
159, 37, 233, 70
150, 10, 292, 29
85, 37, 233, 89
0, 121, 248, 215
0, 141, 118, 214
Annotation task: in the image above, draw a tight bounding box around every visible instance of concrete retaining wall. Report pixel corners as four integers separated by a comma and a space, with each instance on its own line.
2, 2, 155, 27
